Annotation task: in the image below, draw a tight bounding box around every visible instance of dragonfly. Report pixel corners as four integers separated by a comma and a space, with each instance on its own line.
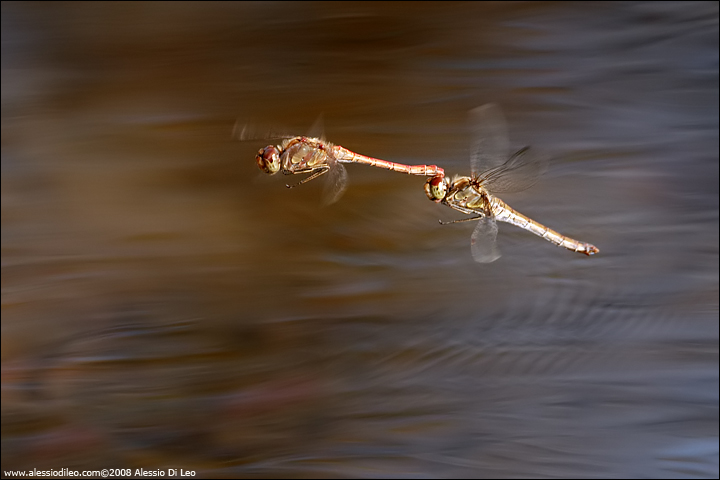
424, 104, 599, 263
245, 117, 445, 204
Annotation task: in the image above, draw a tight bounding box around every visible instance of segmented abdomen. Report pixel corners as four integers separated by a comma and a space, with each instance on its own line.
490, 197, 599, 256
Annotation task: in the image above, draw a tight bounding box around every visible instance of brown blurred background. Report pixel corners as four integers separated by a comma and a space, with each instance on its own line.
2, 2, 718, 477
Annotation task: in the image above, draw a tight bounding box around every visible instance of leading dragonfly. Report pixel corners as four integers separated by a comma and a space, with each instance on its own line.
424, 104, 599, 263
244, 117, 444, 204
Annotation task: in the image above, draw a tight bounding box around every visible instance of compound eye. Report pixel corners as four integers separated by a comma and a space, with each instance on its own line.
424, 176, 447, 202
256, 145, 281, 174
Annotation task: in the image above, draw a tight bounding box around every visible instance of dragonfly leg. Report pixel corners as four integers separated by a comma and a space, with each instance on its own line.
439, 215, 483, 225
286, 167, 329, 188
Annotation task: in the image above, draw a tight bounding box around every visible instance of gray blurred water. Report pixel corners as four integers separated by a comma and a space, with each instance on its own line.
2, 2, 718, 478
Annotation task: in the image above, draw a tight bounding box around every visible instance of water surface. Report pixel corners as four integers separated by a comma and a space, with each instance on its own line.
2, 2, 718, 477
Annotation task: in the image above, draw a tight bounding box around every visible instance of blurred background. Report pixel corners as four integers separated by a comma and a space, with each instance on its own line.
2, 2, 717, 477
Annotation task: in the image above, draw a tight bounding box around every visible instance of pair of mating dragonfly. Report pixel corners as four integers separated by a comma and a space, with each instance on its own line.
252, 104, 598, 263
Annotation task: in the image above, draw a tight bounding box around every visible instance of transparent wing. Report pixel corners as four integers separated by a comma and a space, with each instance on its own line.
232, 119, 294, 142
307, 113, 325, 141
475, 146, 548, 194
470, 216, 501, 263
309, 114, 346, 204
321, 156, 348, 205
469, 104, 509, 176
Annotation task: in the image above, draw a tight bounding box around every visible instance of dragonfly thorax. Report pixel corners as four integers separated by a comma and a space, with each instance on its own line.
256, 145, 282, 175
424, 175, 449, 202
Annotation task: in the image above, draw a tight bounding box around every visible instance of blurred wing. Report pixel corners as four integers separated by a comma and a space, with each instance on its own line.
232, 119, 293, 141
475, 146, 548, 194
469, 104, 509, 176
307, 113, 325, 141
470, 217, 501, 263
321, 157, 348, 205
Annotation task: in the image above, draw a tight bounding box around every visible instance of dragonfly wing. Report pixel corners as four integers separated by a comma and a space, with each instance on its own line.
321, 157, 348, 205
307, 113, 325, 141
469, 104, 509, 176
476, 146, 548, 194
232, 118, 294, 142
470, 217, 501, 263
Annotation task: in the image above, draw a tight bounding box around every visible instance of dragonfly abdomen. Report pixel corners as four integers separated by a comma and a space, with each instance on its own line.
335, 147, 444, 176
490, 197, 599, 256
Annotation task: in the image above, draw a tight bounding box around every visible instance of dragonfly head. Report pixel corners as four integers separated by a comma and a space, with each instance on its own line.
424, 175, 448, 202
256, 145, 282, 174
